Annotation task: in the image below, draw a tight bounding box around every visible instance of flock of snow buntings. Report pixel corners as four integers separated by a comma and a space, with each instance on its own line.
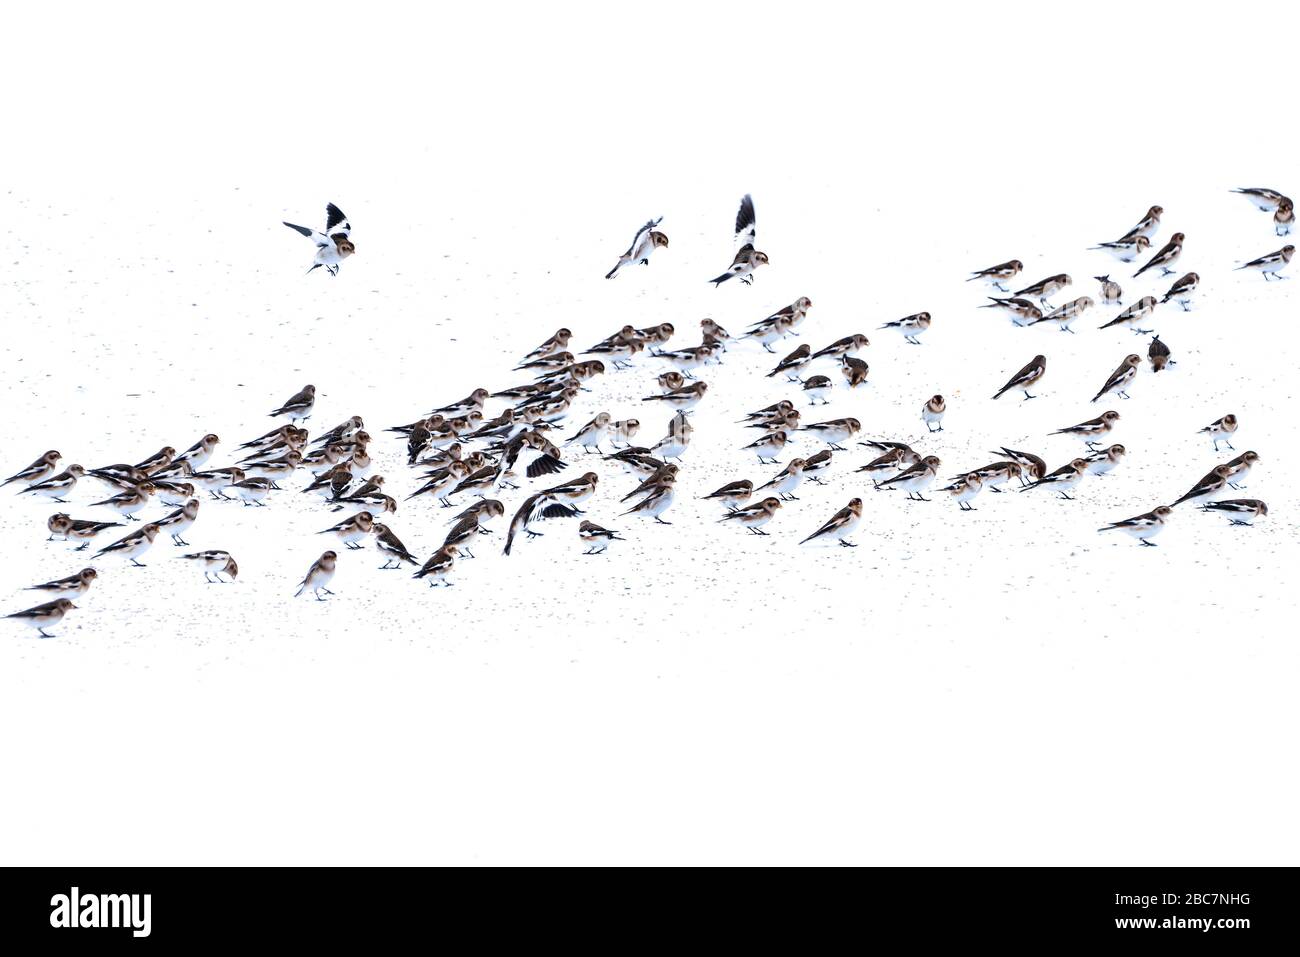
4, 190, 1286, 635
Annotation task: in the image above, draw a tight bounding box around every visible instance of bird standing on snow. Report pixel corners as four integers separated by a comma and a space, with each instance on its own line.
283, 203, 355, 276
800, 498, 864, 547
1051, 410, 1121, 449
1235, 245, 1294, 280
578, 520, 624, 555
1013, 273, 1072, 309
966, 259, 1022, 292
179, 550, 239, 583
269, 384, 316, 423
1095, 275, 1122, 305
1089, 236, 1150, 263
1091, 355, 1142, 402
1199, 414, 1238, 451
26, 568, 97, 597
992, 355, 1046, 401
922, 395, 947, 431
3, 450, 61, 488
879, 312, 931, 344
1231, 187, 1286, 211
5, 598, 77, 638
1148, 335, 1173, 372
1133, 232, 1184, 278
606, 217, 669, 279
1115, 205, 1163, 242
1200, 499, 1268, 526
1160, 272, 1199, 311
1098, 506, 1173, 546
1098, 296, 1158, 335
93, 523, 160, 567
295, 551, 338, 600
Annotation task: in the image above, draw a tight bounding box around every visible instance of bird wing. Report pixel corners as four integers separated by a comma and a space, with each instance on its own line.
734, 194, 756, 247
325, 203, 351, 237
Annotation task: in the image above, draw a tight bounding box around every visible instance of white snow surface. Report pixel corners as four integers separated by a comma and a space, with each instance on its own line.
1, 2, 1296, 865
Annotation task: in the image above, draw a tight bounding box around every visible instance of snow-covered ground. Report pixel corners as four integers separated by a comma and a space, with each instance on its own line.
1, 2, 1296, 865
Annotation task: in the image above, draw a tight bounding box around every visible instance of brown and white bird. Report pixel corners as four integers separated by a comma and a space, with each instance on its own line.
1029, 297, 1093, 333
879, 312, 931, 344
810, 333, 870, 361
1014, 273, 1072, 309
3, 450, 61, 488
1098, 505, 1173, 546
268, 384, 316, 423
1089, 235, 1151, 263
283, 203, 354, 276
1199, 499, 1268, 526
941, 473, 984, 511
992, 355, 1046, 401
1148, 335, 1173, 372
295, 551, 337, 600
966, 259, 1022, 292
702, 479, 754, 512
1083, 444, 1126, 477
1171, 465, 1233, 507
710, 194, 768, 285
372, 523, 420, 569
619, 474, 677, 526
47, 514, 123, 551
841, 355, 869, 389
1231, 188, 1286, 212
1274, 197, 1294, 237
20, 465, 86, 502
520, 328, 573, 364
800, 417, 861, 450
5, 598, 78, 638
980, 297, 1041, 326
799, 498, 863, 547
1099, 296, 1158, 335
1091, 355, 1142, 403
606, 217, 668, 279
767, 344, 812, 380
1235, 244, 1294, 280
578, 520, 624, 555
564, 413, 612, 454
877, 455, 942, 501
1133, 232, 1184, 278
1199, 414, 1238, 452
718, 496, 782, 535
92, 522, 161, 566
921, 395, 946, 432
26, 567, 97, 597
1223, 451, 1260, 489
413, 546, 459, 586
802, 375, 833, 405
319, 511, 374, 549
641, 381, 708, 413
1095, 275, 1123, 305
1051, 410, 1121, 449
1160, 272, 1199, 311
179, 550, 239, 583
1116, 205, 1163, 242
1021, 459, 1088, 500
741, 430, 787, 465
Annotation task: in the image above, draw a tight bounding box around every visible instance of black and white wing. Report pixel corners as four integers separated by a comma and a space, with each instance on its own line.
622, 217, 662, 257
324, 203, 351, 238
734, 194, 756, 247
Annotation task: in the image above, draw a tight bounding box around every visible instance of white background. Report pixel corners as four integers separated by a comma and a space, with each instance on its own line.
1, 1, 1295, 864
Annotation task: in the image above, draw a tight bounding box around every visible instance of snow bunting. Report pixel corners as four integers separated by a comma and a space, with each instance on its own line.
742, 430, 787, 464
540, 471, 598, 511
701, 317, 733, 346
879, 312, 931, 344
710, 194, 768, 285
1014, 273, 1072, 309
1030, 297, 1093, 333
801, 417, 861, 450
739, 399, 795, 422
1050, 410, 1121, 449
179, 550, 239, 583
1098, 505, 1173, 546
520, 328, 573, 364
1148, 335, 1173, 372
1222, 450, 1259, 489
1083, 443, 1126, 476
1021, 459, 1088, 500
431, 388, 490, 418
757, 457, 806, 501
1133, 232, 1184, 278
966, 259, 1023, 292
1199, 414, 1238, 451
514, 351, 575, 375
941, 473, 983, 511
412, 546, 458, 586
749, 297, 813, 337
620, 464, 678, 504
319, 510, 374, 549
810, 334, 869, 363
992, 355, 1046, 401
1160, 272, 1199, 311
801, 448, 834, 484
1274, 197, 1294, 237
1199, 499, 1268, 526
3, 450, 61, 488
950, 461, 1021, 492
980, 297, 1042, 326
841, 355, 869, 389
741, 315, 794, 353
447, 498, 506, 530
170, 434, 220, 471
584, 334, 645, 370
1095, 275, 1122, 305
1172, 465, 1233, 507
718, 496, 782, 535
155, 498, 200, 546
441, 514, 492, 559
268, 384, 316, 423
702, 479, 754, 511
922, 395, 947, 431
1235, 244, 1294, 280
578, 520, 624, 555
47, 514, 123, 550
87, 482, 155, 521
283, 203, 354, 276
1091, 355, 1142, 403
802, 375, 833, 404
619, 477, 677, 525
993, 447, 1046, 485
20, 464, 86, 502
93, 522, 160, 566
657, 371, 686, 392
659, 344, 715, 377
767, 344, 812, 380
651, 412, 693, 461
1230, 187, 1286, 211
1116, 205, 1163, 242
371, 523, 419, 569
640, 380, 708, 413
5, 598, 77, 638
1089, 236, 1151, 263
564, 412, 612, 454
800, 498, 864, 546
857, 447, 919, 484
1099, 296, 1158, 335
295, 551, 337, 600
27, 567, 97, 597
606, 217, 668, 279
877, 455, 941, 501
